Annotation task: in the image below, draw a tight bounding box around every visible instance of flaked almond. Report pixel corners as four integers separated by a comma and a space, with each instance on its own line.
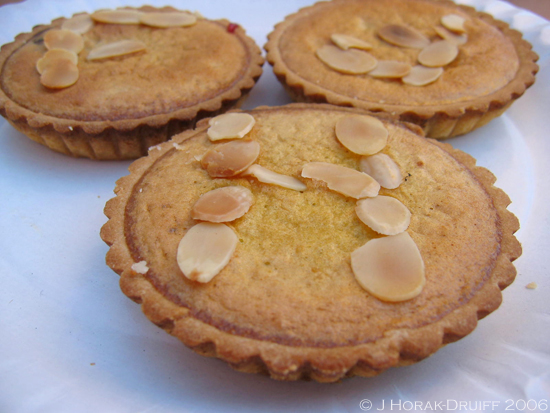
40, 60, 79, 89
301, 162, 380, 199
177, 222, 237, 283
61, 14, 94, 34
192, 186, 253, 222
140, 11, 197, 28
244, 164, 307, 191
441, 14, 467, 33
368, 60, 411, 78
525, 282, 538, 289
91, 9, 143, 24
335, 115, 388, 155
36, 49, 78, 74
44, 29, 84, 54
359, 153, 403, 189
87, 40, 146, 60
434, 26, 468, 46
402, 65, 443, 86
316, 45, 377, 74
378, 24, 430, 49
355, 196, 411, 235
418, 40, 458, 67
201, 140, 260, 178
207, 113, 256, 141
351, 232, 425, 302
331, 33, 373, 50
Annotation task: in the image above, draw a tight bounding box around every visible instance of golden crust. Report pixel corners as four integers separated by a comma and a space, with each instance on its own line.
0, 6, 264, 159
101, 103, 521, 382
265, 0, 538, 138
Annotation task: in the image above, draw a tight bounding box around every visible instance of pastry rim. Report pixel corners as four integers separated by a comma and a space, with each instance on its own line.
100, 103, 521, 382
0, 6, 264, 155
264, 0, 538, 137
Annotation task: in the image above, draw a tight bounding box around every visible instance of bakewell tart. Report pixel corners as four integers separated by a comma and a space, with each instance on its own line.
0, 6, 263, 160
101, 103, 521, 382
265, 0, 538, 139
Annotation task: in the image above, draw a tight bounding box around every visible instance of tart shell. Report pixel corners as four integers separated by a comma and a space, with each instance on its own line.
265, 0, 538, 139
0, 6, 264, 160
101, 103, 521, 382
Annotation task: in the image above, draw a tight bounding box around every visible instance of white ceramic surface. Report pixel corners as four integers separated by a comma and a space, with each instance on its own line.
1, 1, 549, 412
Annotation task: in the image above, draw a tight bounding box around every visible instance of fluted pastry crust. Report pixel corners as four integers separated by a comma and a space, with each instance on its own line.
0, 6, 264, 159
265, 0, 538, 138
101, 103, 521, 382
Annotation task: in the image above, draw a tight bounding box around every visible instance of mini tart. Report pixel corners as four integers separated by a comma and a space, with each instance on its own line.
265, 0, 538, 139
0, 6, 263, 160
101, 103, 521, 382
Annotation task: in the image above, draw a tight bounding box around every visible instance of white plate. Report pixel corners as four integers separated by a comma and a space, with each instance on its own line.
1, 1, 549, 412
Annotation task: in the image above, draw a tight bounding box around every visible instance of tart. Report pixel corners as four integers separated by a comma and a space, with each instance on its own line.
265, 0, 538, 138
101, 103, 521, 382
0, 6, 263, 160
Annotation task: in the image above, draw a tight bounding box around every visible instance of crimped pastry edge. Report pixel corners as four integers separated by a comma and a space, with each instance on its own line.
0, 6, 264, 160
264, 0, 538, 139
100, 103, 522, 382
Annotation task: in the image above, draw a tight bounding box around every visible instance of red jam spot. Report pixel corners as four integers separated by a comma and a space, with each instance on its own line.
227, 23, 238, 33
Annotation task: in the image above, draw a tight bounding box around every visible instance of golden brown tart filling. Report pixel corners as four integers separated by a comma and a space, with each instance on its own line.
265, 0, 538, 138
101, 103, 521, 382
0, 6, 263, 159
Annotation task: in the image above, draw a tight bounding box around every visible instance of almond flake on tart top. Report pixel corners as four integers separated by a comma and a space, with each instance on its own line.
191, 186, 254, 223
201, 140, 261, 178
315, 45, 378, 74
87, 40, 147, 61
36, 49, 78, 74
378, 24, 431, 49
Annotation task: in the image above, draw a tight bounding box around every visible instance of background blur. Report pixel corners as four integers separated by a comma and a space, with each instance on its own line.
0, 0, 549, 20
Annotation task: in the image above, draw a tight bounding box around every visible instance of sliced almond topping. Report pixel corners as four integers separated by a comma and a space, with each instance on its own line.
61, 14, 94, 34
207, 113, 256, 141
44, 29, 84, 54
351, 232, 425, 302
316, 45, 377, 74
40, 60, 79, 89
368, 60, 411, 78
301, 162, 380, 199
402, 65, 443, 86
525, 282, 538, 289
87, 40, 146, 61
335, 115, 388, 156
244, 164, 307, 192
91, 9, 143, 24
140, 11, 197, 28
177, 222, 237, 283
441, 14, 467, 33
359, 153, 403, 189
192, 186, 253, 223
36, 49, 78, 74
201, 140, 260, 178
355, 196, 411, 235
378, 24, 430, 49
331, 33, 373, 50
418, 40, 458, 67
434, 26, 468, 46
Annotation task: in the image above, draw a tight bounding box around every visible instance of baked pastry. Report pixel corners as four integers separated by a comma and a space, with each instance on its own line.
265, 0, 538, 138
0, 6, 263, 160
101, 103, 521, 382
